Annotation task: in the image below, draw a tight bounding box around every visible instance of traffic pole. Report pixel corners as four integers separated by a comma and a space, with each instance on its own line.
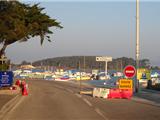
135, 0, 140, 93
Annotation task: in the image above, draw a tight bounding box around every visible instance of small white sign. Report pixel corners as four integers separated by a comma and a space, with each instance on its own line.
96, 56, 112, 62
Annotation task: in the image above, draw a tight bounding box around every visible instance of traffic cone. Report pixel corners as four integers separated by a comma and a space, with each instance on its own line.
22, 85, 28, 96
21, 80, 26, 86
15, 80, 21, 86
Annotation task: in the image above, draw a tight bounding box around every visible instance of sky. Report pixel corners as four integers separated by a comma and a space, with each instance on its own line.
4, 0, 160, 66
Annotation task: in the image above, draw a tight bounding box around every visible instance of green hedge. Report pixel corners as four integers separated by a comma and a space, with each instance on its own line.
0, 64, 9, 71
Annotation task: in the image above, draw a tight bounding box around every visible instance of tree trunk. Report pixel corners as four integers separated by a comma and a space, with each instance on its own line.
0, 44, 7, 58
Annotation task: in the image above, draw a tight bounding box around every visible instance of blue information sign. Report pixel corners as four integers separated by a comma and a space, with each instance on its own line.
0, 71, 13, 87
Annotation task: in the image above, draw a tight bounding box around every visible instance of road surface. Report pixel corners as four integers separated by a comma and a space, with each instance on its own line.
4, 80, 160, 120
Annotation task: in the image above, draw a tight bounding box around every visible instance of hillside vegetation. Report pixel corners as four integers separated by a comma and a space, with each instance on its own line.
31, 56, 150, 71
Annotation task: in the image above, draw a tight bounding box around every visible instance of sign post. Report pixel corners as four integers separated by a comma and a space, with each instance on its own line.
119, 79, 133, 89
124, 65, 136, 78
123, 65, 136, 92
96, 56, 112, 77
0, 71, 13, 87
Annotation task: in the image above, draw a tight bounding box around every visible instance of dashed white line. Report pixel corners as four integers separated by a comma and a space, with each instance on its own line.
95, 108, 109, 120
83, 98, 93, 107
74, 93, 109, 120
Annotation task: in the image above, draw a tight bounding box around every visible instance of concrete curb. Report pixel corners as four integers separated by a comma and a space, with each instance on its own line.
0, 94, 21, 119
131, 96, 160, 107
141, 88, 160, 94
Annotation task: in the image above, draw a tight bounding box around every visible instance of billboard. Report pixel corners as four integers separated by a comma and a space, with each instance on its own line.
0, 71, 13, 87
137, 68, 151, 80
96, 56, 112, 62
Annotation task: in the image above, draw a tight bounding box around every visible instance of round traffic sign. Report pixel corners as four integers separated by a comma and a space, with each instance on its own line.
124, 65, 136, 78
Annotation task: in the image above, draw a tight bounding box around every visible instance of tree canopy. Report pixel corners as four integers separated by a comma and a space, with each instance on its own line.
0, 1, 62, 57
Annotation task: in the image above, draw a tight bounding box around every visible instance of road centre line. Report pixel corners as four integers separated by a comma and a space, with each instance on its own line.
95, 108, 109, 120
82, 98, 93, 107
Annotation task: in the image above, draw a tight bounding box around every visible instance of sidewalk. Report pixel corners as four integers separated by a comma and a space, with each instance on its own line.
132, 88, 160, 106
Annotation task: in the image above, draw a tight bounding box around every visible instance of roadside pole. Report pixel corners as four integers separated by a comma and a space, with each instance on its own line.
79, 61, 82, 92
96, 56, 112, 79
135, 0, 140, 93
123, 65, 136, 95
83, 56, 85, 72
105, 61, 108, 78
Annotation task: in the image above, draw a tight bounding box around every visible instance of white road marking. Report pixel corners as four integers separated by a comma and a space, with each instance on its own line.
75, 93, 82, 98
66, 89, 74, 93
3, 96, 25, 120
83, 98, 93, 107
95, 108, 109, 120
9, 96, 25, 112
54, 85, 63, 89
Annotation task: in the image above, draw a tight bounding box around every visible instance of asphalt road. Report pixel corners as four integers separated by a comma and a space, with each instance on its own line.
4, 80, 160, 120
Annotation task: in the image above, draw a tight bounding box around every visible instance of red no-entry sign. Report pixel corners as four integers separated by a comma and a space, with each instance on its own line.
124, 65, 136, 78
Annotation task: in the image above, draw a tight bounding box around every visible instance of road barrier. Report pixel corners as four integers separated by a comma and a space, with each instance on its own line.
108, 89, 122, 99
108, 88, 133, 99
121, 89, 133, 99
93, 88, 110, 98
92, 88, 133, 99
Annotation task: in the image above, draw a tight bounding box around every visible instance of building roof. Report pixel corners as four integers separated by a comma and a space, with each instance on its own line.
20, 65, 35, 69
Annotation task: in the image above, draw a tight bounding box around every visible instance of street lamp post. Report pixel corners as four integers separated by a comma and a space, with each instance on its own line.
136, 0, 140, 92
83, 56, 85, 72
79, 61, 82, 92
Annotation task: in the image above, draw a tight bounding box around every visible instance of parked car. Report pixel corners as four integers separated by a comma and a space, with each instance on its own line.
44, 76, 55, 81
97, 72, 111, 80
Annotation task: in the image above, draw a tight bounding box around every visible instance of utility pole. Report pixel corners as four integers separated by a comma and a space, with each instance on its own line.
79, 61, 82, 92
83, 56, 85, 72
96, 56, 112, 79
121, 59, 123, 72
105, 61, 108, 77
136, 0, 140, 92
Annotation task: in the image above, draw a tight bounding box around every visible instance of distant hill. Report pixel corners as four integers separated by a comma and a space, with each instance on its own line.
31, 56, 150, 71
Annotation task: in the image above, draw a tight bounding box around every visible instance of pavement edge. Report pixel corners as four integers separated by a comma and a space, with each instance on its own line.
131, 96, 160, 107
